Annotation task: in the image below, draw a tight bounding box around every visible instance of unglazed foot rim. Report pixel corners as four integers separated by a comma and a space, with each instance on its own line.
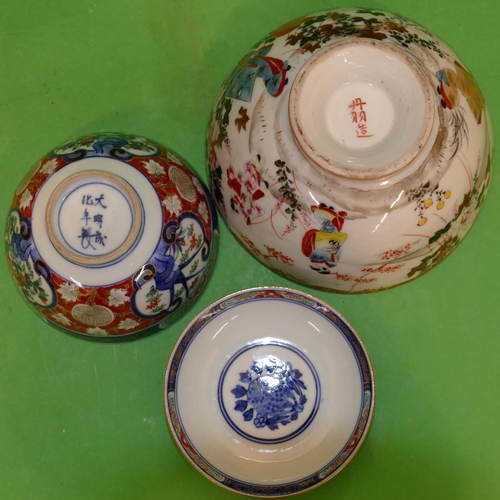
289, 38, 437, 180
45, 170, 143, 266
208, 7, 492, 293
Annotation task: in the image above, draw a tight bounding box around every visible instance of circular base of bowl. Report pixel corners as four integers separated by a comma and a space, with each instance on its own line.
45, 170, 143, 267
30, 156, 163, 288
289, 38, 436, 180
165, 287, 375, 497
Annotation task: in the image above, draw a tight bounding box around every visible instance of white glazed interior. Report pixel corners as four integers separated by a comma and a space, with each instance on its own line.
289, 39, 436, 179
171, 294, 369, 487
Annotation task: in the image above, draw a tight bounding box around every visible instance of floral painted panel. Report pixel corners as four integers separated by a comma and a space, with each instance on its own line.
207, 8, 492, 292
6, 133, 218, 340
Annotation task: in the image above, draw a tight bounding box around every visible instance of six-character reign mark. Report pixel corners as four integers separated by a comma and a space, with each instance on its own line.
78, 194, 107, 250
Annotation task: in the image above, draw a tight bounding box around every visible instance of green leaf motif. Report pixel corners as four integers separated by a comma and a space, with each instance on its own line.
11, 258, 49, 303
356, 9, 386, 16
282, 10, 443, 57
146, 285, 161, 303
214, 97, 233, 148
180, 249, 190, 264
429, 221, 452, 245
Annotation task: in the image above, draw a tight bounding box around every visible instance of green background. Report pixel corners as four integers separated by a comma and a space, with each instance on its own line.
1, 0, 499, 498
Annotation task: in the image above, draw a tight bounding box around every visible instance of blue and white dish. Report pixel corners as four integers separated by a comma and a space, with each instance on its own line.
165, 287, 375, 497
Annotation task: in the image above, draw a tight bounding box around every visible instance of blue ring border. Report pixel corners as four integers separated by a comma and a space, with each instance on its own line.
165, 287, 375, 497
218, 340, 321, 445
57, 180, 135, 258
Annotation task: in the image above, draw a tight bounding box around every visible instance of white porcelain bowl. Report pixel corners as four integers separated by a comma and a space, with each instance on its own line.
207, 8, 492, 292
165, 287, 375, 496
5, 133, 218, 341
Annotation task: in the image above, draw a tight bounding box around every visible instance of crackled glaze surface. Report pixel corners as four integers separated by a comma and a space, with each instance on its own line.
5, 133, 218, 341
165, 287, 374, 497
207, 8, 493, 292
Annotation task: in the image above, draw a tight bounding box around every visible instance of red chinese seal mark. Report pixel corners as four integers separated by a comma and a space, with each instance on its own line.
349, 98, 373, 138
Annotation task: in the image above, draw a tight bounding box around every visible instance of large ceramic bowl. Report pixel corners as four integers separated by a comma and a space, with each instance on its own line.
165, 287, 375, 497
5, 133, 218, 341
207, 8, 493, 293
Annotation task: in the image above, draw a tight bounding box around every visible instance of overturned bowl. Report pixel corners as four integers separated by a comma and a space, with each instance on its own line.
5, 133, 218, 341
207, 8, 493, 293
165, 287, 375, 497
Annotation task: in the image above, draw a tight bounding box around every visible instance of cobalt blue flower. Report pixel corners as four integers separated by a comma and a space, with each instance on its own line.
230, 356, 308, 432
234, 400, 248, 412
231, 385, 247, 398
243, 409, 254, 421
254, 414, 266, 428
239, 371, 252, 383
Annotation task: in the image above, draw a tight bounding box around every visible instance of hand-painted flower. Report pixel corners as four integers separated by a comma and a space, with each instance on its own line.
108, 288, 130, 307
118, 318, 140, 330
19, 189, 33, 210
165, 150, 182, 165
162, 194, 182, 216
86, 326, 108, 336
40, 158, 59, 175
57, 282, 79, 302
142, 159, 165, 176
52, 312, 72, 326
198, 201, 209, 223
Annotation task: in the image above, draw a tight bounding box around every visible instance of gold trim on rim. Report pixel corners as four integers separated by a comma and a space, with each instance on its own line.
164, 286, 376, 498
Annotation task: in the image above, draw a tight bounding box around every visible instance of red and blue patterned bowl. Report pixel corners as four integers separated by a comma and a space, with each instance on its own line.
5, 133, 218, 341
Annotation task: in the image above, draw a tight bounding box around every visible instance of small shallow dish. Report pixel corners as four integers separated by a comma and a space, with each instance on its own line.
165, 287, 375, 497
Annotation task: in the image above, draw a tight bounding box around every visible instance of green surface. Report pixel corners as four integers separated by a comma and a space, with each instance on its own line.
1, 0, 499, 498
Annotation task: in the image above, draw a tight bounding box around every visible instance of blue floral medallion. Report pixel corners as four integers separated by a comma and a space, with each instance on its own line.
167, 287, 375, 496
232, 356, 307, 430
218, 341, 321, 444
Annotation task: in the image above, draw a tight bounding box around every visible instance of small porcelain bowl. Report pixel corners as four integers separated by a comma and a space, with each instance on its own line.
207, 8, 493, 292
165, 287, 375, 497
5, 133, 218, 341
